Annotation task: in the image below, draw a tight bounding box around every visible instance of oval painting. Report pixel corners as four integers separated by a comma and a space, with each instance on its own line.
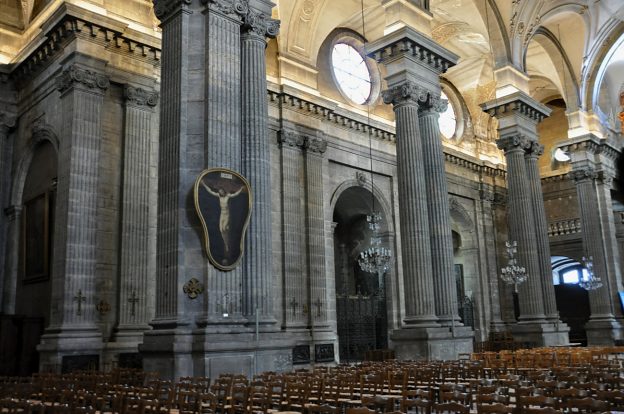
194, 168, 252, 271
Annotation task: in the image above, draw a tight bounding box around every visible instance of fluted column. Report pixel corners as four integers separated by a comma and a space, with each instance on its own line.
524, 142, 559, 321
381, 85, 438, 326
571, 168, 615, 320
240, 9, 279, 324
304, 133, 329, 329
0, 113, 15, 312
419, 98, 461, 326
49, 64, 108, 334
496, 134, 546, 321
152, 0, 193, 323
278, 131, 307, 329
116, 86, 159, 336
203, 0, 248, 321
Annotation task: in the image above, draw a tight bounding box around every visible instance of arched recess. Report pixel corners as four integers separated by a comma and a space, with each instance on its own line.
331, 181, 395, 362
524, 27, 580, 113
477, 0, 511, 69
449, 197, 480, 334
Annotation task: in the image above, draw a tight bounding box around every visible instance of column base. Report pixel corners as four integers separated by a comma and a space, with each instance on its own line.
140, 328, 194, 379
585, 318, 623, 346
509, 321, 570, 346
37, 327, 103, 373
390, 326, 474, 360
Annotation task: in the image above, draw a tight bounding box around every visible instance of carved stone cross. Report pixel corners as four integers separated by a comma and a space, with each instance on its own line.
313, 298, 323, 317
128, 291, 139, 317
74, 290, 86, 316
289, 298, 299, 317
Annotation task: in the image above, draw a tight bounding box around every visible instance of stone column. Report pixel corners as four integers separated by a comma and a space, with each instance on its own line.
203, 0, 248, 323
524, 142, 560, 321
303, 133, 329, 330
240, 8, 279, 325
571, 168, 616, 320
2, 206, 21, 314
0, 113, 15, 312
115, 86, 159, 341
39, 64, 108, 366
277, 130, 307, 329
496, 134, 546, 321
419, 96, 460, 326
379, 84, 438, 327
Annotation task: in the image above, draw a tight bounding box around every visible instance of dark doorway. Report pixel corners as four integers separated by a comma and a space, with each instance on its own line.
554, 284, 590, 345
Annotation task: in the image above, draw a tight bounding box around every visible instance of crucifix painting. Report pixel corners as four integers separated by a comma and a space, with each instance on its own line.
194, 168, 252, 271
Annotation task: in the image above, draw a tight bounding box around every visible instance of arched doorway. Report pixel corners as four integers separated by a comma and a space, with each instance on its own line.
10, 140, 57, 375
333, 186, 391, 362
552, 256, 590, 345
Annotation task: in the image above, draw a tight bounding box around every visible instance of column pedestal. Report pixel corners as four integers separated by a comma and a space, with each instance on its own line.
391, 326, 474, 360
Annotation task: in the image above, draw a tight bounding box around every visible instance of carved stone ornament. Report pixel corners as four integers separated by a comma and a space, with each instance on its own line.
0, 111, 16, 130
153, 0, 192, 21
278, 130, 305, 148
183, 278, 204, 299
597, 170, 614, 187
124, 86, 159, 107
356, 171, 367, 186
203, 0, 249, 20
496, 134, 530, 153
304, 135, 327, 154
96, 300, 111, 316
569, 167, 597, 183
525, 140, 544, 157
243, 9, 280, 38
56, 65, 109, 93
382, 81, 447, 112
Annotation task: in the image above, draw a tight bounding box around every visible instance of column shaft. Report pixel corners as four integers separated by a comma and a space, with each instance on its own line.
304, 136, 328, 328
479, 188, 504, 328
573, 170, 614, 319
524, 146, 559, 320
2, 207, 20, 314
0, 120, 14, 312
500, 138, 545, 321
419, 106, 460, 325
118, 87, 158, 330
392, 101, 437, 326
278, 132, 307, 328
241, 20, 277, 322
52, 65, 108, 330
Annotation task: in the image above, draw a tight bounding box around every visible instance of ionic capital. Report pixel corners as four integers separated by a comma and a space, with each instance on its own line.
382, 81, 445, 111
153, 0, 192, 20
242, 9, 280, 39
0, 111, 16, 132
304, 135, 327, 155
124, 86, 159, 107
203, 0, 248, 21
496, 134, 530, 153
278, 130, 305, 149
569, 167, 597, 183
597, 170, 614, 187
56, 65, 109, 94
525, 141, 544, 158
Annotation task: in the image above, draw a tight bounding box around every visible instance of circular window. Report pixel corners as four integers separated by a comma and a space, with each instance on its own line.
439, 91, 457, 139
331, 43, 372, 105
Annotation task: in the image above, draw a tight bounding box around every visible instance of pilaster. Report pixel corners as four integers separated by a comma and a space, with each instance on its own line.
0, 112, 16, 313
277, 130, 307, 330
2, 206, 21, 314
114, 85, 159, 344
303, 133, 330, 332
38, 63, 109, 370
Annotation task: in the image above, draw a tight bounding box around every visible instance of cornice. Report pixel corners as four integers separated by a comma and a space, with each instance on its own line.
558, 135, 621, 162
11, 11, 161, 86
481, 91, 551, 123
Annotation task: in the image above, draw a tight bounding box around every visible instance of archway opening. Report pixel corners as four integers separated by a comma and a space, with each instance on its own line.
12, 140, 57, 375
552, 256, 590, 345
333, 186, 390, 362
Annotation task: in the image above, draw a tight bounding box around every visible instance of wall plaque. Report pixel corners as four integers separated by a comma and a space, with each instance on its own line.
61, 355, 99, 373
292, 345, 310, 365
315, 344, 335, 363
194, 168, 252, 271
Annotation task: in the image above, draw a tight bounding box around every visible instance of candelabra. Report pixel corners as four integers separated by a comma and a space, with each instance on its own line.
358, 212, 393, 288
579, 255, 603, 291
500, 240, 527, 293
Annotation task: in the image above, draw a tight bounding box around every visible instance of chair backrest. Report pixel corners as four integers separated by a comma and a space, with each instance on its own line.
476, 403, 513, 414
432, 402, 470, 414
346, 406, 377, 414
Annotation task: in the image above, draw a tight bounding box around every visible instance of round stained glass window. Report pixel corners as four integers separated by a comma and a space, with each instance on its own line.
439, 91, 457, 139
331, 43, 372, 105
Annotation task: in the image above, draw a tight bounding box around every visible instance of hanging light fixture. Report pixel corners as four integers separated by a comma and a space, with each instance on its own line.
356, 0, 392, 294
579, 255, 603, 291
500, 241, 528, 293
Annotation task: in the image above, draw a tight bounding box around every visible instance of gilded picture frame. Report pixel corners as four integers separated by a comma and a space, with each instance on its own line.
194, 168, 253, 271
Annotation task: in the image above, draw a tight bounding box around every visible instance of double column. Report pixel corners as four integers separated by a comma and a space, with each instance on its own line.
368, 27, 460, 328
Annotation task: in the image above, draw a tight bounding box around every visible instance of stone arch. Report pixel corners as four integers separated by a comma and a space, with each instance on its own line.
10, 122, 60, 208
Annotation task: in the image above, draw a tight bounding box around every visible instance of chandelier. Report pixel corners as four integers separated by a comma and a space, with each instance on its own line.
500, 240, 527, 293
358, 212, 392, 291
579, 255, 603, 291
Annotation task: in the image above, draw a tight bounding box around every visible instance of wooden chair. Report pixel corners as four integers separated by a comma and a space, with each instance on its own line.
521, 408, 562, 414
401, 397, 431, 414
431, 401, 470, 414
307, 403, 341, 414
476, 403, 513, 414
346, 406, 376, 414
